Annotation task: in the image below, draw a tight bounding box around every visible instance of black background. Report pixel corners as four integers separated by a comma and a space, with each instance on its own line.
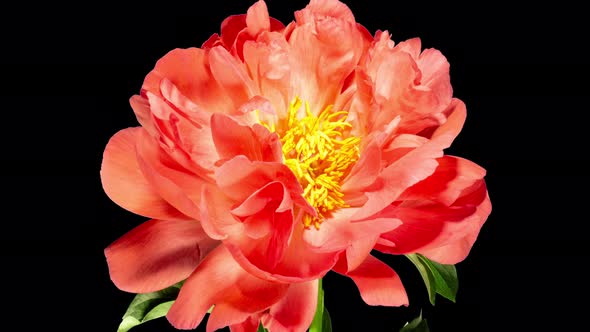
3, 0, 587, 331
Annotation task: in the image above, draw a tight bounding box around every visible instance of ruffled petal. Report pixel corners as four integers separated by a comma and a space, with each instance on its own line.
136, 129, 204, 220
400, 156, 486, 206
417, 181, 491, 264
225, 224, 341, 283
303, 207, 401, 253
288, 4, 367, 112
142, 48, 236, 115
105, 219, 217, 293
211, 113, 282, 163
100, 127, 185, 220
215, 156, 312, 213
334, 254, 408, 306
167, 246, 288, 330
262, 281, 318, 332
242, 31, 292, 120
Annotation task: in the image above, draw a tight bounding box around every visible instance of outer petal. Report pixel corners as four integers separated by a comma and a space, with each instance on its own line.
100, 127, 185, 220
334, 254, 408, 306
136, 129, 204, 220
417, 181, 491, 264
229, 314, 262, 332
142, 48, 236, 115
400, 156, 486, 206
261, 281, 318, 332
104, 219, 217, 293
167, 246, 289, 330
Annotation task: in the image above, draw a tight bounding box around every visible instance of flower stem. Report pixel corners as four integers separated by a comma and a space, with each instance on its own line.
309, 278, 324, 332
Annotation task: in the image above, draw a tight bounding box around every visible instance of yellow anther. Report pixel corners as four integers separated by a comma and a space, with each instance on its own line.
274, 97, 360, 229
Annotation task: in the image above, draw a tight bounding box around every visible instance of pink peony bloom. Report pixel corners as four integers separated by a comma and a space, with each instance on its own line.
101, 0, 491, 331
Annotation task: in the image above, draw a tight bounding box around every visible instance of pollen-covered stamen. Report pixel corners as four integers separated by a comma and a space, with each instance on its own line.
280, 97, 360, 229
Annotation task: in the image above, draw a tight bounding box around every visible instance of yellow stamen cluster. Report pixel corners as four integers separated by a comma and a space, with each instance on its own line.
279, 98, 360, 229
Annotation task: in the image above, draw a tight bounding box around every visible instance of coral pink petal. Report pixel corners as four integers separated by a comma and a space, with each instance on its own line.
246, 0, 271, 35
288, 11, 366, 112
262, 281, 318, 332
211, 113, 280, 163
100, 127, 185, 221
335, 254, 408, 306
295, 0, 356, 24
303, 208, 402, 252
167, 246, 288, 330
208, 46, 255, 109
430, 98, 467, 146
341, 140, 382, 194
104, 219, 217, 293
142, 48, 234, 114
215, 156, 313, 214
199, 184, 241, 240
145, 89, 219, 172
242, 31, 292, 119
135, 129, 203, 220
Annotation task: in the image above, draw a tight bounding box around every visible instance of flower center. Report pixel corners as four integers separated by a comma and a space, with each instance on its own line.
279, 98, 360, 229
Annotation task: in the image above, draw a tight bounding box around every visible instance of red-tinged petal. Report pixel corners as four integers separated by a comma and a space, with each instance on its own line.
229, 314, 262, 332
400, 156, 487, 206
231, 181, 293, 242
105, 219, 218, 293
136, 129, 203, 220
295, 0, 356, 24
375, 180, 488, 257
417, 181, 491, 264
220, 15, 247, 50
142, 48, 235, 114
167, 246, 288, 330
100, 127, 186, 221
335, 254, 408, 306
352, 138, 444, 221
225, 224, 340, 283
262, 281, 318, 332
215, 156, 313, 214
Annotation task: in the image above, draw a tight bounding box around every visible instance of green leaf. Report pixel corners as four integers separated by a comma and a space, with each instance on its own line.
399, 311, 429, 332
257, 322, 268, 332
406, 254, 458, 305
321, 307, 332, 332
309, 278, 327, 332
117, 281, 183, 332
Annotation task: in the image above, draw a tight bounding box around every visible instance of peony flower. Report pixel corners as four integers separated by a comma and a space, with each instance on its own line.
101, 0, 491, 331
